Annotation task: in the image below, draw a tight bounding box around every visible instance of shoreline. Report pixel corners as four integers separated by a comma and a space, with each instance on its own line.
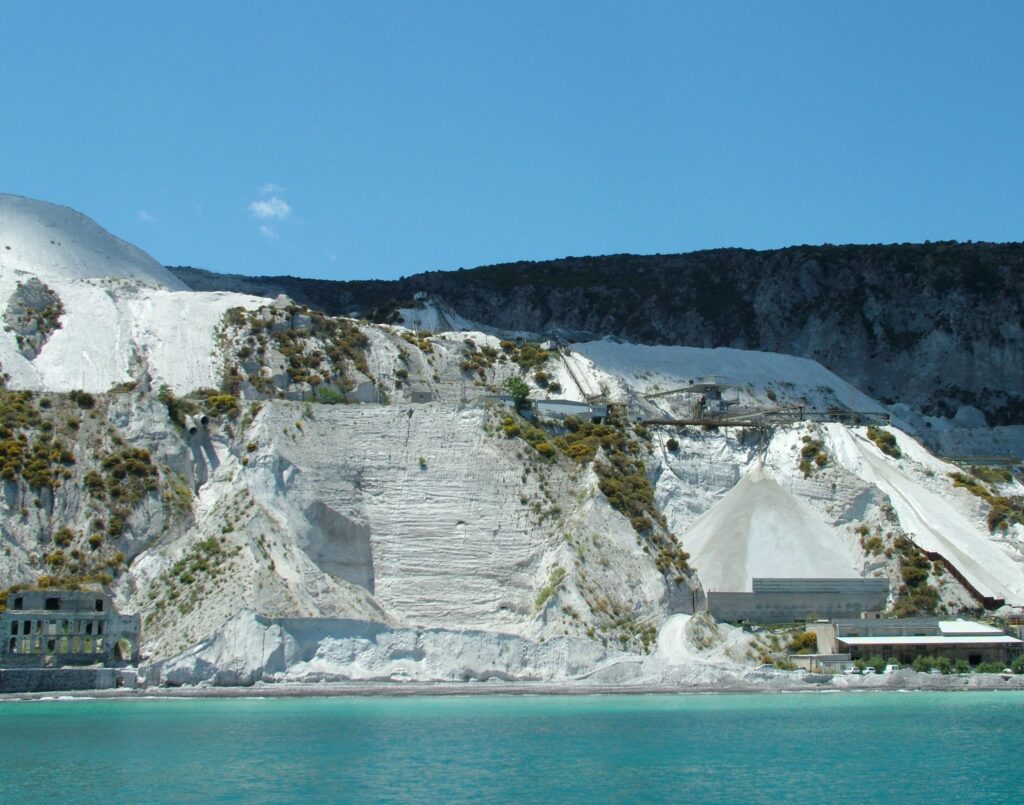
5, 674, 1024, 702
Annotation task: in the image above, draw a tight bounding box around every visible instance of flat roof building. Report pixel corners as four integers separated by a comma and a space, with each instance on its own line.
832, 618, 1022, 666
533, 399, 608, 423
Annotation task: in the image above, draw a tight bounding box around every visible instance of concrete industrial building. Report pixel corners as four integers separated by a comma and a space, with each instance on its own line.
706, 577, 890, 624
486, 396, 609, 424
817, 618, 1023, 666
532, 399, 608, 424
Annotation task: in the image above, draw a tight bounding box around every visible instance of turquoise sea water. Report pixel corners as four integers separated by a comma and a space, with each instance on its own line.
0, 691, 1021, 803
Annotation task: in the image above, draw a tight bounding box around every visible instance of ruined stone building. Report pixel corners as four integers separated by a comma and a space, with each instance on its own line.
1, 590, 140, 668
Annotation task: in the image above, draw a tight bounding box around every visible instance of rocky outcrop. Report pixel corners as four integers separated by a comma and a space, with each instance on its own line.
3, 278, 64, 360
172, 241, 1024, 423
146, 610, 628, 686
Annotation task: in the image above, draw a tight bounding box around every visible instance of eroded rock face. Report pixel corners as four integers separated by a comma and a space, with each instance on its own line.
146, 610, 628, 686
4, 278, 64, 360
173, 242, 1024, 425
1, 195, 1020, 685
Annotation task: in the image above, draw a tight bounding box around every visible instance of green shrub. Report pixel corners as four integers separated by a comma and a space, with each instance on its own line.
535, 566, 567, 609
68, 389, 95, 409
912, 655, 934, 672
867, 425, 902, 458
862, 535, 884, 555
949, 471, 1024, 532
798, 437, 828, 476
787, 631, 818, 654
969, 465, 1014, 485
157, 385, 199, 428
206, 394, 241, 418
314, 385, 345, 404
513, 343, 549, 371
890, 535, 940, 617
504, 377, 530, 409
45, 550, 66, 567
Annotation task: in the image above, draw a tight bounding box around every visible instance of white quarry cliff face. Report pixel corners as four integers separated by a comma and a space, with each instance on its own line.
161, 401, 669, 640
146, 610, 757, 687
6, 193, 1024, 684
0, 193, 269, 393
1, 282, 267, 393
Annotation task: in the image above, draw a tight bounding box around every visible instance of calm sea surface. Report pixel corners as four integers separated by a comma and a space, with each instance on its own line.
0, 691, 1021, 803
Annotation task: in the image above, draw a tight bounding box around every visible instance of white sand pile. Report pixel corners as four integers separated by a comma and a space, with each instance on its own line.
683, 463, 859, 592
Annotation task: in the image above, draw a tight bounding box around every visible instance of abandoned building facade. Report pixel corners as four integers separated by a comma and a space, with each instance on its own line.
1, 590, 140, 668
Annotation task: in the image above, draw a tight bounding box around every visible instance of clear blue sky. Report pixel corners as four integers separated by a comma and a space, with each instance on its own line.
2, 2, 1022, 281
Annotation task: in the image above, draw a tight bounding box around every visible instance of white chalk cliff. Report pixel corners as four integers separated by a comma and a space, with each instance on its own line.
2, 195, 1023, 687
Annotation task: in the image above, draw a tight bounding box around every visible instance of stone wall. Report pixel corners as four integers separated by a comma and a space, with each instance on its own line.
0, 667, 137, 694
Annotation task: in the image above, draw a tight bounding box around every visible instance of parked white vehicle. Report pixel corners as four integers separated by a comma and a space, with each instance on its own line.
883, 664, 901, 674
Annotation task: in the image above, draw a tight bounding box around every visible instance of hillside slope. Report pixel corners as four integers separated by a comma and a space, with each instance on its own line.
172, 242, 1024, 426
1, 194, 186, 289
0, 195, 266, 393
2, 196, 1023, 687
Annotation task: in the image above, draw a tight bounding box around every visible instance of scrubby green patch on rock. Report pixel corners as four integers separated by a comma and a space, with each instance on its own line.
220, 303, 373, 399
798, 432, 829, 477
949, 469, 1024, 532
499, 407, 690, 582
866, 424, 902, 458
3, 277, 64, 360
0, 389, 76, 489
144, 536, 243, 628
890, 535, 941, 616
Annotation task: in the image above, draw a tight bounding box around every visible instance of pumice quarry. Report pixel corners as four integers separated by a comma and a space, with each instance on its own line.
3, 192, 1024, 696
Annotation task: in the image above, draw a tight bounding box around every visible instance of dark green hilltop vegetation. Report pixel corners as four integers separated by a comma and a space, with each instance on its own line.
172, 241, 1024, 424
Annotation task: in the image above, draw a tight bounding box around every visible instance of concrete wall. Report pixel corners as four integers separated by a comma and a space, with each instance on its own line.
0, 668, 137, 694
751, 578, 889, 595
707, 590, 889, 624
789, 654, 852, 673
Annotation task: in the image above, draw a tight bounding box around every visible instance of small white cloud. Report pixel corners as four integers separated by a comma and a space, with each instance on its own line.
248, 196, 291, 220
259, 224, 278, 239
259, 182, 284, 196
136, 209, 155, 223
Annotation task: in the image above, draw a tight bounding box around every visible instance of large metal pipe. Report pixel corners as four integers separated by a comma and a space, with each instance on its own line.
184, 415, 199, 436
